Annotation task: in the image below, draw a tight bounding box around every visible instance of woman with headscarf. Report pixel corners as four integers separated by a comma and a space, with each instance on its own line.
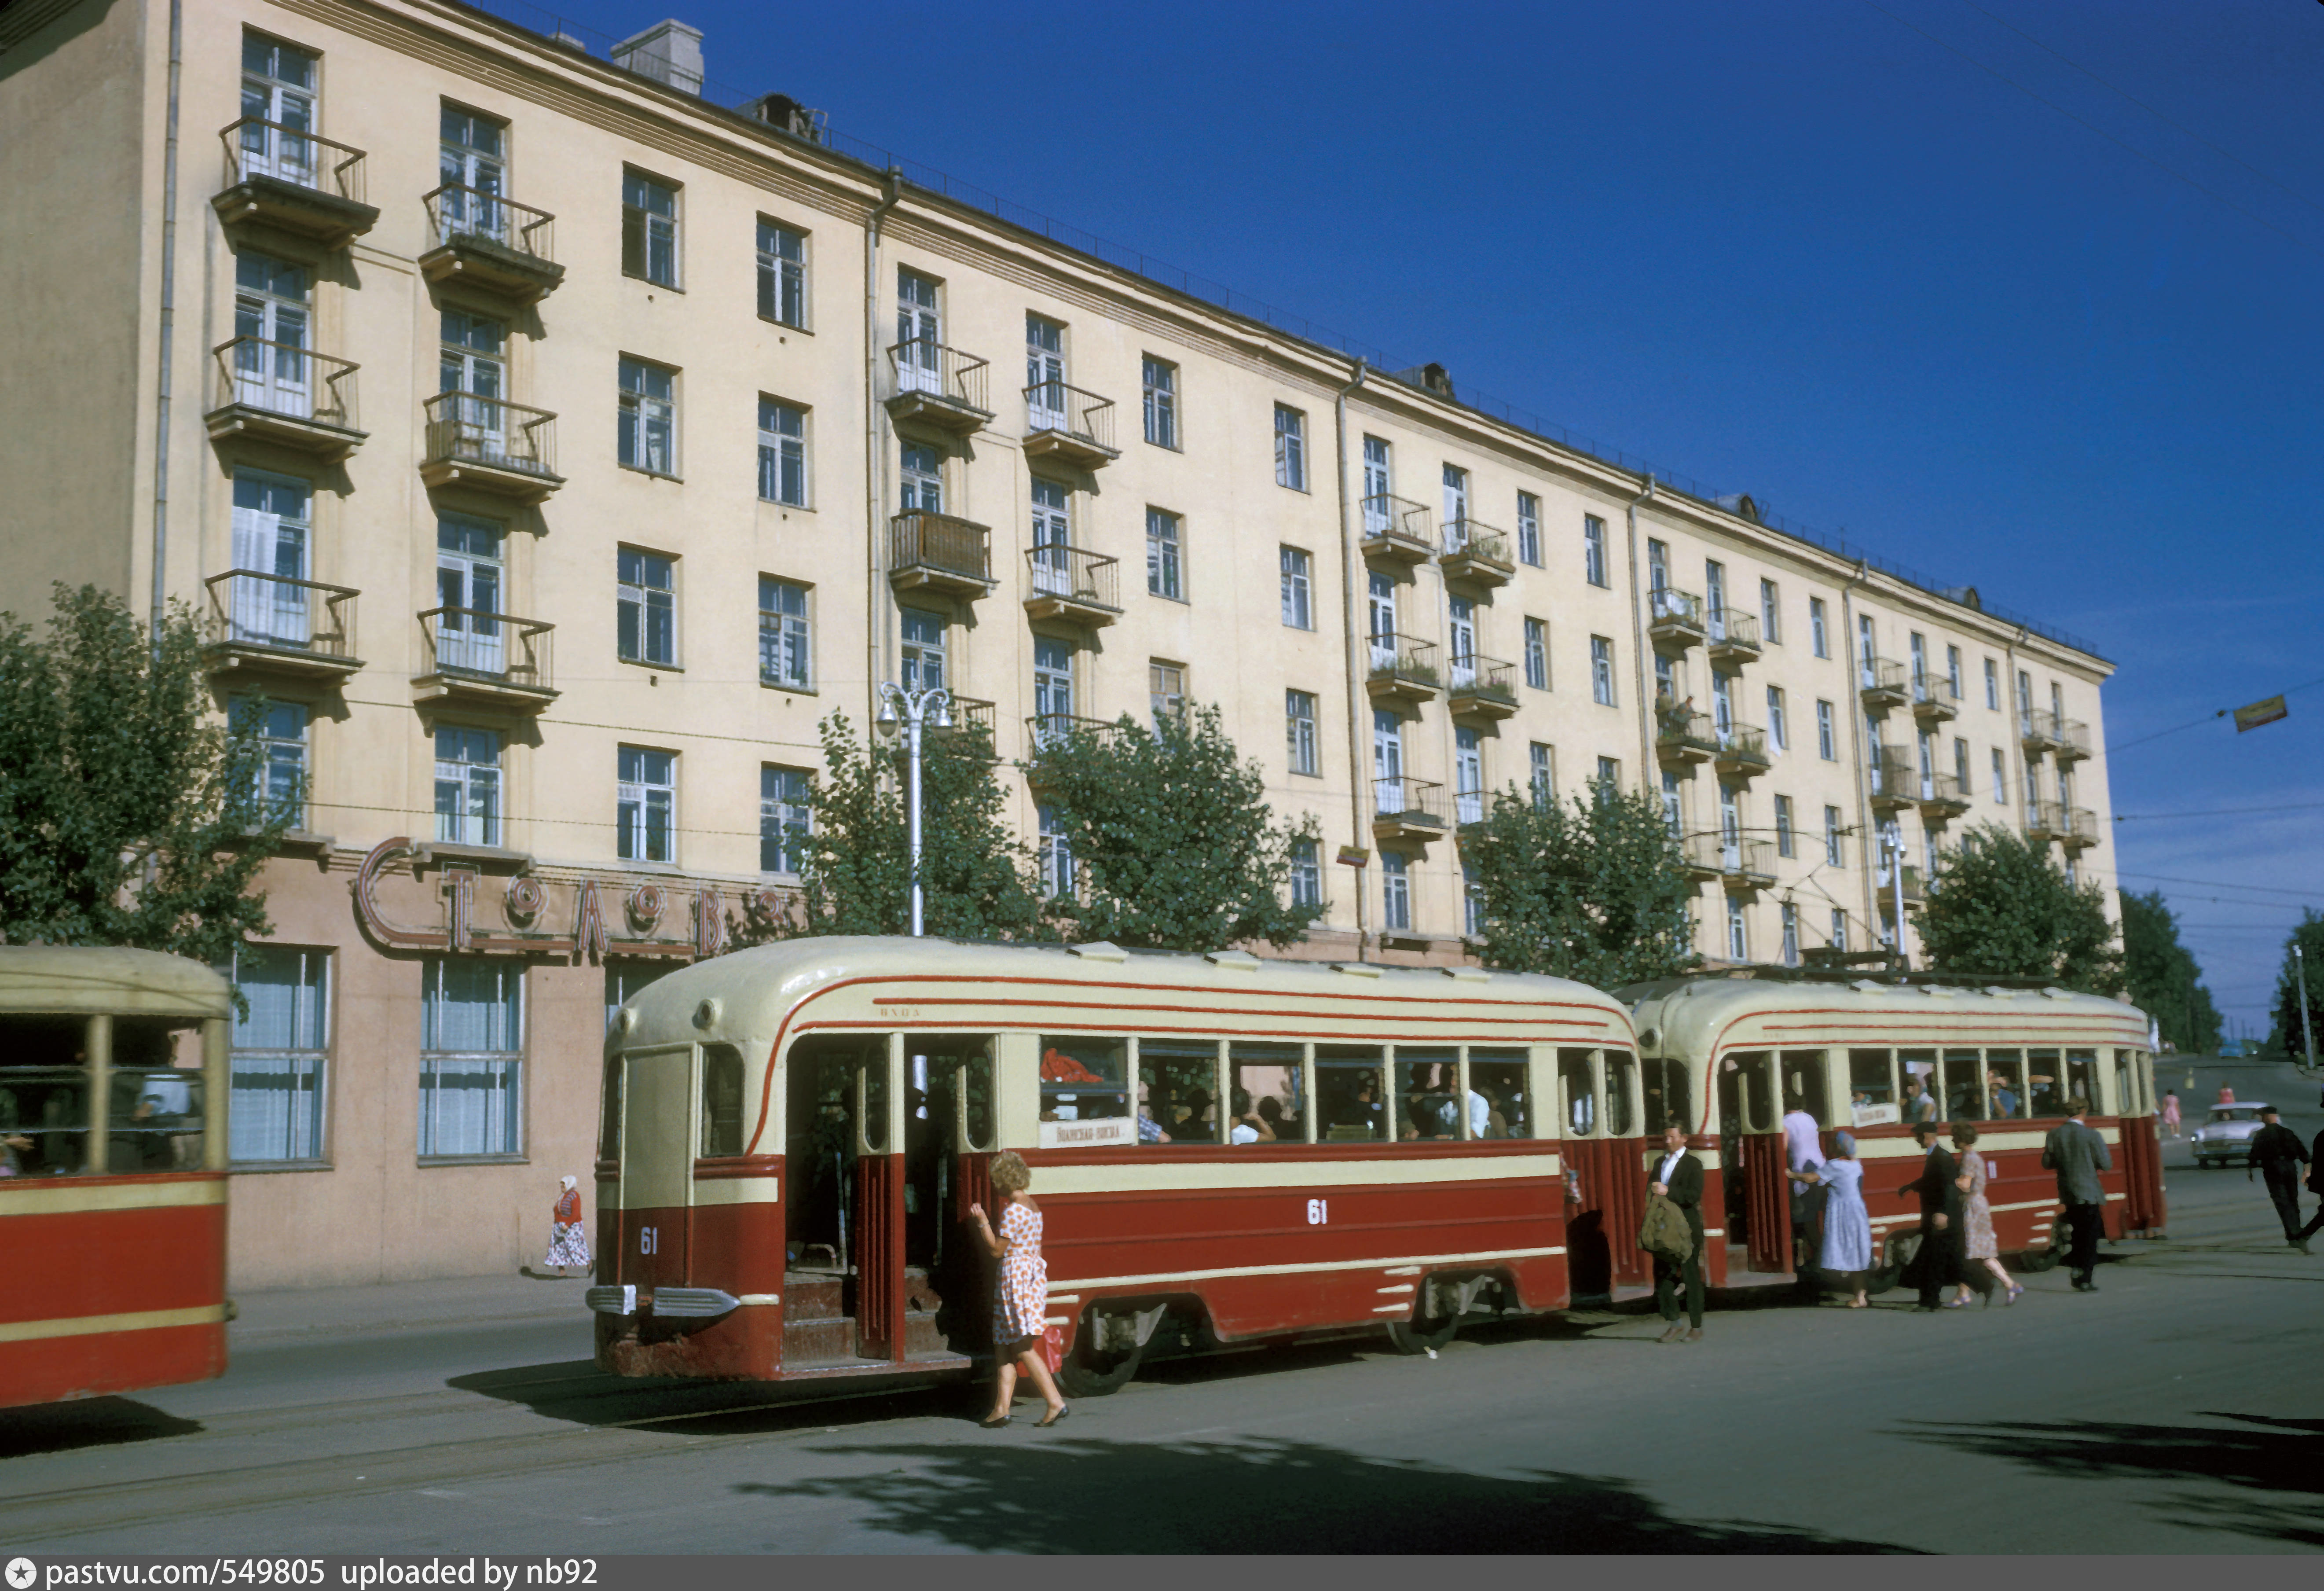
1786, 1130, 1873, 1307
545, 1175, 591, 1278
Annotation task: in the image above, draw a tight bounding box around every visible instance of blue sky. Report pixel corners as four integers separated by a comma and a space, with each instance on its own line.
518, 0, 2322, 1032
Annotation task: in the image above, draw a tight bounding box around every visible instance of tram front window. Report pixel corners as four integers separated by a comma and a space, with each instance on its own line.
699, 1043, 744, 1157
1316, 1046, 1384, 1141
1396, 1049, 1459, 1140
1471, 1049, 1528, 1138
1642, 1056, 1691, 1137
1558, 1049, 1598, 1137
1232, 1043, 1304, 1143
1984, 1050, 2026, 1121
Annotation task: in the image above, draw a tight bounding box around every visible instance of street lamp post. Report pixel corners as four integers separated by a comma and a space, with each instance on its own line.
2297, 942, 2318, 1073
876, 681, 952, 938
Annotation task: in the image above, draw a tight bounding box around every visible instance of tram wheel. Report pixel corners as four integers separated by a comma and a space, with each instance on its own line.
1056, 1333, 1143, 1398
1384, 1311, 1459, 1355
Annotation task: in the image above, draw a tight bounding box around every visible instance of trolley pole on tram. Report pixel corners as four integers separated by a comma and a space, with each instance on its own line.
876, 681, 952, 938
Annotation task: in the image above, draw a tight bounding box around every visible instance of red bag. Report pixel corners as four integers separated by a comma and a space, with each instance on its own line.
1041, 1325, 1064, 1374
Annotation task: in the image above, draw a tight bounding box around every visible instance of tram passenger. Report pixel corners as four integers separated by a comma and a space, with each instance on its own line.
1647, 1122, 1705, 1343
970, 1151, 1069, 1429
1787, 1131, 1870, 1307
1256, 1095, 1298, 1142
1228, 1088, 1275, 1144
1952, 1124, 2019, 1304
1897, 1121, 1965, 1312
1899, 1075, 1938, 1124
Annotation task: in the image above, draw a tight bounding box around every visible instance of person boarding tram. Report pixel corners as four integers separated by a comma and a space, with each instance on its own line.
1646, 1122, 1705, 1343
1897, 1120, 1967, 1311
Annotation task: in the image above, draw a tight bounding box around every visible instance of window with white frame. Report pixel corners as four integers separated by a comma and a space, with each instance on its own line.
1584, 514, 1609, 587
231, 252, 312, 417
1816, 699, 1836, 761
1766, 685, 1788, 752
1760, 579, 1781, 644
617, 547, 677, 665
235, 696, 308, 827
227, 470, 313, 649
1517, 492, 1541, 566
621, 168, 679, 286
1830, 908, 1848, 952
757, 397, 806, 505
1530, 743, 1554, 808
1464, 862, 1485, 938
1809, 596, 1829, 658
1150, 660, 1186, 730
1726, 898, 1747, 962
1274, 404, 1307, 490
1525, 617, 1550, 690
1290, 838, 1322, 908
758, 575, 810, 689
1039, 805, 1074, 897
617, 745, 675, 863
1596, 755, 1621, 798
1590, 636, 1615, 705
760, 765, 810, 874
1824, 805, 1844, 866
1141, 356, 1177, 448
1774, 793, 1794, 858
1442, 464, 1470, 543
418, 957, 522, 1160
1286, 689, 1319, 776
756, 218, 805, 327
433, 725, 500, 846
1361, 436, 1391, 528
2024, 762, 2040, 810
1647, 538, 1669, 593
617, 356, 676, 474
239, 33, 317, 187
901, 607, 945, 693
1985, 658, 2001, 710
1781, 904, 1800, 967
1455, 726, 1484, 824
1947, 644, 1964, 698
1146, 508, 1184, 600
436, 103, 504, 231
1280, 546, 1312, 629
1033, 636, 1074, 739
1026, 313, 1067, 425
1661, 770, 1682, 837
1381, 852, 1411, 932
231, 944, 328, 1165
1954, 737, 1971, 794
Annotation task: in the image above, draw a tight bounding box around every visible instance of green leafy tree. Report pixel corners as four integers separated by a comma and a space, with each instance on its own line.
738, 709, 1047, 943
1461, 785, 1698, 985
1023, 704, 1324, 950
1917, 824, 2122, 992
2268, 911, 2324, 1065
2118, 889, 2223, 1054
0, 583, 289, 983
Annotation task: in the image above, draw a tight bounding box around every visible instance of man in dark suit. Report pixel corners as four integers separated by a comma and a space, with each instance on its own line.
2300, 1126, 2324, 1248
2042, 1097, 2114, 1290
2247, 1106, 2311, 1253
1647, 1121, 1706, 1343
1897, 1121, 1964, 1311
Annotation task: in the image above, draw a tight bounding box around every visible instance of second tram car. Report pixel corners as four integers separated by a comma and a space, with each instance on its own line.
1628, 973, 2163, 1287
589, 936, 1648, 1392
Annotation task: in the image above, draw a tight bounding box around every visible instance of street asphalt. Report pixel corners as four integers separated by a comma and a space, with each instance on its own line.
3, 1056, 2318, 1555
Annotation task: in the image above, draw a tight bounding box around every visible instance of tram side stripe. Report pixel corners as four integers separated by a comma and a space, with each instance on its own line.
1052, 1245, 1568, 1294
0, 1303, 227, 1345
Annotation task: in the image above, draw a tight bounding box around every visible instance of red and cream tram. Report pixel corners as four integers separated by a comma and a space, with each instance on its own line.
1627, 973, 2164, 1288
589, 936, 1648, 1393
0, 947, 235, 1408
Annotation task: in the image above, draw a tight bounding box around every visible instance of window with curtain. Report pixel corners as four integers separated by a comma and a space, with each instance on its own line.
231, 944, 329, 1164
760, 765, 810, 874
1274, 405, 1305, 489
418, 957, 521, 1159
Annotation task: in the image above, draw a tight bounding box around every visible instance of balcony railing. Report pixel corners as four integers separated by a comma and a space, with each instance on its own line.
1688, 833, 1773, 888
1869, 746, 1918, 807
1360, 494, 1436, 561
2053, 718, 2092, 763
1706, 609, 1761, 659
1859, 656, 1910, 707
215, 118, 377, 243
1024, 712, 1121, 754
2019, 708, 2060, 751
931, 696, 997, 746
890, 511, 994, 596
417, 606, 555, 701
887, 342, 992, 430
1917, 770, 1972, 817
1912, 673, 1963, 718
1440, 520, 1513, 584
2025, 800, 2066, 841
1023, 542, 1122, 624
1447, 654, 1517, 717
1714, 723, 1770, 775
420, 391, 561, 499
205, 338, 363, 456
1648, 587, 1706, 643
1656, 704, 1720, 763
2062, 806, 2100, 849
1366, 632, 1441, 701
420, 184, 563, 301
1021, 381, 1117, 465
1373, 777, 1448, 831
202, 570, 359, 674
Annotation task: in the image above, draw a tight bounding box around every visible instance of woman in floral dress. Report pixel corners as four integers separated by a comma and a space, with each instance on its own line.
1951, 1124, 2022, 1305
544, 1175, 591, 1278
969, 1150, 1068, 1428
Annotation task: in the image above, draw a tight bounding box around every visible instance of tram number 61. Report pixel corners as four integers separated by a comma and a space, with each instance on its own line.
1305, 1198, 1329, 1226
639, 1226, 660, 1255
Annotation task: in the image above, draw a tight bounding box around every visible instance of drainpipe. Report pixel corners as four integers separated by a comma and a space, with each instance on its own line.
149, 0, 185, 645
863, 168, 902, 728
1623, 476, 1655, 796
2004, 625, 2030, 858
1334, 360, 1369, 960
1840, 559, 1879, 955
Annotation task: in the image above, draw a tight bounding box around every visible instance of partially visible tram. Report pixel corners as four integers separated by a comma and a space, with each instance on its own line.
0, 947, 235, 1409
589, 936, 1648, 1393
1626, 973, 2164, 1287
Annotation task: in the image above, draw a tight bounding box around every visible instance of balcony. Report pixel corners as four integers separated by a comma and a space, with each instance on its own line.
419, 185, 564, 303
1859, 657, 1910, 710
2019, 709, 2060, 754
2025, 800, 2066, 842
419, 393, 563, 503
887, 342, 992, 435
1446, 654, 1518, 721
1022, 544, 1121, 628
1439, 521, 1514, 588
1366, 632, 1441, 705
2060, 806, 2101, 851
1688, 834, 1773, 892
413, 607, 556, 714
1359, 496, 1436, 566
1372, 778, 1449, 844
1713, 723, 1770, 781
1655, 705, 1719, 767
1648, 588, 1707, 648
1023, 713, 1123, 783
203, 339, 364, 460
1917, 771, 1972, 822
1883, 865, 1926, 906
201, 571, 362, 684
1706, 610, 1761, 664
890, 512, 995, 600
1869, 748, 1918, 811
929, 696, 997, 748
1021, 382, 1118, 468
1680, 835, 1723, 883
1912, 673, 1962, 723
2053, 718, 2093, 765
213, 119, 378, 245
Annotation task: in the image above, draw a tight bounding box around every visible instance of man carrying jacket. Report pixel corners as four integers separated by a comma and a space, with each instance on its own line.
1647, 1121, 1706, 1343
2042, 1098, 2113, 1291
2247, 1106, 2311, 1254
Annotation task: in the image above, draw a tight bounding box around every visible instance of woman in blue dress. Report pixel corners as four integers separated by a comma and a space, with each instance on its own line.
1787, 1130, 1874, 1307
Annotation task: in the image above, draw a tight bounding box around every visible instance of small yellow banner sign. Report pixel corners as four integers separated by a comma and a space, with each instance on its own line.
2232, 695, 2288, 733
1336, 845, 1371, 868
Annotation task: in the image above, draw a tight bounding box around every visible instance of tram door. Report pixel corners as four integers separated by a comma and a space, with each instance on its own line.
1718, 1050, 1787, 1274
919, 1039, 998, 1354
1601, 1049, 1650, 1286
781, 1037, 898, 1356
617, 1044, 694, 1291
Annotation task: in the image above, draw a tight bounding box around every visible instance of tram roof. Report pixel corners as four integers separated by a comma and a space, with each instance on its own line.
613, 935, 1633, 1055
1624, 973, 2148, 1061
0, 945, 234, 1020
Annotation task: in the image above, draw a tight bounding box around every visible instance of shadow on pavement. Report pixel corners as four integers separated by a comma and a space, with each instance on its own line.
0, 1396, 202, 1460
1896, 1412, 2324, 1549
733, 1433, 1914, 1553
447, 1359, 979, 1434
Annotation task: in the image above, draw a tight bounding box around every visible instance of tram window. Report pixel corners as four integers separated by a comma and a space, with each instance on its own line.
1780, 1050, 1829, 1124
699, 1044, 745, 1157
1642, 1056, 1692, 1136
1848, 1050, 1896, 1118
1396, 1049, 1461, 1140
1940, 1050, 1982, 1123
1723, 1051, 1775, 1133
1316, 1045, 1385, 1142
2026, 1049, 2064, 1117
1230, 1042, 1304, 1143
1, 1015, 90, 1176
1558, 1049, 1599, 1137
1141, 1040, 1221, 1145
1470, 1049, 1529, 1138
1898, 1049, 1939, 1123
598, 1058, 623, 1161
108, 1062, 205, 1172
1602, 1050, 1635, 1138
2065, 1050, 2100, 1114
2113, 1050, 2140, 1115
1983, 1050, 2026, 1121
1040, 1037, 1129, 1123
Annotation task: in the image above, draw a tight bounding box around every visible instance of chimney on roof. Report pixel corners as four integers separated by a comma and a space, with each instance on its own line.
1390, 363, 1455, 400
750, 93, 828, 144
612, 19, 704, 96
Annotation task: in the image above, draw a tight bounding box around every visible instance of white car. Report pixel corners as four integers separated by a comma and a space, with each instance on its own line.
2190, 1102, 2273, 1168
